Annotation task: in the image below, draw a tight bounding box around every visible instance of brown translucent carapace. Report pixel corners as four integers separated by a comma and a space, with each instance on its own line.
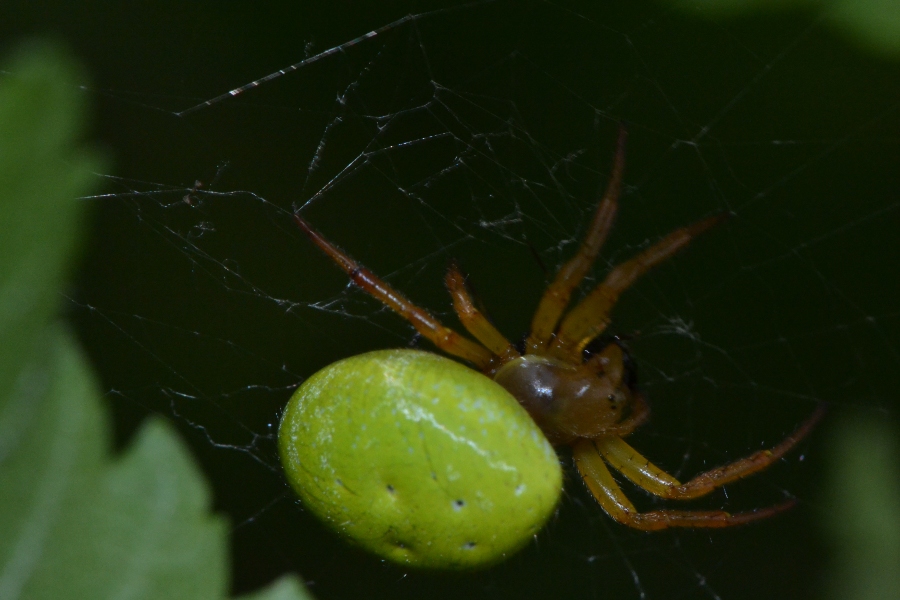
293, 126, 825, 531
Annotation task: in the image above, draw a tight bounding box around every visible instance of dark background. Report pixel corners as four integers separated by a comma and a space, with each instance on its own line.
3, 1, 898, 599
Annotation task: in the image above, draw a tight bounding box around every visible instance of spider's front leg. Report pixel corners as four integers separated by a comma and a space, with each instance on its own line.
594, 404, 826, 500
572, 439, 797, 531
526, 126, 627, 354
550, 212, 727, 362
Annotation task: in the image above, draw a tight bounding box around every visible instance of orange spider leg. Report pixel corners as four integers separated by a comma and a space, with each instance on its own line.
526, 126, 627, 354
550, 213, 727, 362
444, 262, 520, 366
595, 404, 827, 499
573, 439, 797, 531
294, 215, 495, 370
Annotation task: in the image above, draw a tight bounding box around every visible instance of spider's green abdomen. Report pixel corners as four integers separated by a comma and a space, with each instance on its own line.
278, 349, 562, 569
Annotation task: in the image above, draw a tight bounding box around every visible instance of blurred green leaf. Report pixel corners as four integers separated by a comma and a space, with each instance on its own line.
668, 0, 900, 58
824, 415, 900, 600
828, 0, 900, 57
237, 576, 316, 600
0, 332, 230, 599
0, 42, 99, 410
0, 42, 312, 600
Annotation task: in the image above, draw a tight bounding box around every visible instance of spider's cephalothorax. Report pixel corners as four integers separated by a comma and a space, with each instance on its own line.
493, 347, 638, 446
292, 126, 824, 532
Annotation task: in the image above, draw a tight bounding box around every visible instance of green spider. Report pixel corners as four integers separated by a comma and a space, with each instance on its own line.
279, 127, 824, 568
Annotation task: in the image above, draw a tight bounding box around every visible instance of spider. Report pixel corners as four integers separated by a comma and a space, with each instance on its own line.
291, 127, 824, 532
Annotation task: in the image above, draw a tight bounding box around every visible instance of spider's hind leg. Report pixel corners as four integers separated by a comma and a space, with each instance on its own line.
445, 262, 519, 366
294, 215, 495, 369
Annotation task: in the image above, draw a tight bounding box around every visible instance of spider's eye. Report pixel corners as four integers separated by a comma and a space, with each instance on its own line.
607, 389, 628, 406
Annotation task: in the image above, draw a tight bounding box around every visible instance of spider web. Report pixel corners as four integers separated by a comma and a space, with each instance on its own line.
40, 0, 900, 598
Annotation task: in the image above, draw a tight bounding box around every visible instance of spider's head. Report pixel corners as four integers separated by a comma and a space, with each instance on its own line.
584, 334, 638, 390
492, 344, 633, 446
